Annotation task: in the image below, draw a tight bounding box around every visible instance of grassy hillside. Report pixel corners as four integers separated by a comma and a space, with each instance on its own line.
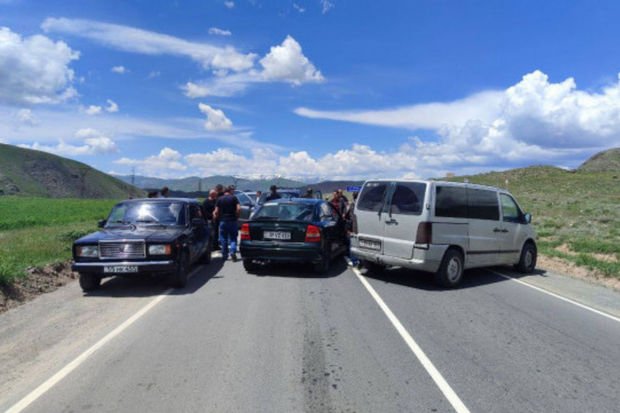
0, 143, 143, 198
578, 148, 620, 172
448, 166, 620, 278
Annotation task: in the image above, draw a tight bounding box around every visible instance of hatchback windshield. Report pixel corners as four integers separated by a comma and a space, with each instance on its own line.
106, 201, 186, 226
257, 190, 301, 205
253, 203, 315, 222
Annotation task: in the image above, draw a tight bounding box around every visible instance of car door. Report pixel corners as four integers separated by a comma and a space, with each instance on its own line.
319, 202, 344, 256
498, 193, 528, 264
235, 192, 254, 224
466, 187, 503, 266
382, 181, 427, 260
188, 204, 207, 261
354, 181, 390, 253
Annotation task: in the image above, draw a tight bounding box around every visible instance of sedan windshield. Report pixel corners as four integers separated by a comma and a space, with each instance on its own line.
106, 201, 186, 226
253, 203, 315, 222
257, 191, 300, 205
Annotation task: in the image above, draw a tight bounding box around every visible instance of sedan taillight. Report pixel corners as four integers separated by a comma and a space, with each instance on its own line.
305, 225, 321, 242
240, 223, 251, 240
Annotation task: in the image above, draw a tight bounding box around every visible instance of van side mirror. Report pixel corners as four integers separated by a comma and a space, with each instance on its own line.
98, 219, 107, 228
523, 213, 532, 224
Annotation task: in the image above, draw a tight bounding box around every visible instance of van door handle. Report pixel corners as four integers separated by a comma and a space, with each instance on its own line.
494, 228, 509, 233
386, 219, 398, 225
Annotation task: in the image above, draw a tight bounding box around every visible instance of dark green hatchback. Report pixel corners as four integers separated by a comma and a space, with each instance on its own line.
239, 198, 348, 273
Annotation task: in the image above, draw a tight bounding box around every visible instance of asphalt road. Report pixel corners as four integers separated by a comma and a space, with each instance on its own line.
1, 256, 619, 413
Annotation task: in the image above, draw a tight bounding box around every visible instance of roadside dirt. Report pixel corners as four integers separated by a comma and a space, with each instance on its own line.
538, 255, 620, 292
0, 262, 77, 314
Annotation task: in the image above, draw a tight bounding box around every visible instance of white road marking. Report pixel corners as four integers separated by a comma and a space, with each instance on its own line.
490, 270, 620, 324
5, 263, 208, 413
351, 265, 471, 413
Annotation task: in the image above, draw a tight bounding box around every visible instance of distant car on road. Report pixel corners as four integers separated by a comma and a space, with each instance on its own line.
72, 198, 211, 291
240, 198, 347, 273
256, 188, 323, 205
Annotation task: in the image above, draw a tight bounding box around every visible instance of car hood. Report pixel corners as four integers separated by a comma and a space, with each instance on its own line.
75, 227, 184, 244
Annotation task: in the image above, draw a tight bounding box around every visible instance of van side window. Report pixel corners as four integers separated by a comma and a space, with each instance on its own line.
500, 194, 522, 222
468, 189, 499, 221
390, 183, 426, 215
357, 182, 388, 212
435, 186, 467, 218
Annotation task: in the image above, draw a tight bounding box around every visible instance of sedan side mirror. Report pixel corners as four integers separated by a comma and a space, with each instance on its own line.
523, 213, 532, 224
97, 219, 107, 228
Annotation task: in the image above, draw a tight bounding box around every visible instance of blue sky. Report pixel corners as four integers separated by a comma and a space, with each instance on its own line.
2, 0, 620, 180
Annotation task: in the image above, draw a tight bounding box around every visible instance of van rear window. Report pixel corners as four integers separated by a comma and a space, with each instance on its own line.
468, 189, 499, 221
435, 186, 467, 218
357, 182, 388, 212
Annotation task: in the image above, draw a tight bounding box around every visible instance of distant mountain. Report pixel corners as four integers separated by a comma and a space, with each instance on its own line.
578, 147, 620, 172
0, 143, 143, 198
113, 174, 309, 192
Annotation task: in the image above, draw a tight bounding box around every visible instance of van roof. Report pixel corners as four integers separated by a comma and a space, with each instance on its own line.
361, 179, 508, 193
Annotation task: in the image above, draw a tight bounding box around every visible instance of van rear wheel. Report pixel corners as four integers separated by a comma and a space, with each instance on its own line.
435, 249, 464, 288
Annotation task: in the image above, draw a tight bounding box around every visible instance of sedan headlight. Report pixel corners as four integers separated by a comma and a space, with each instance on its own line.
148, 244, 172, 255
76, 245, 98, 258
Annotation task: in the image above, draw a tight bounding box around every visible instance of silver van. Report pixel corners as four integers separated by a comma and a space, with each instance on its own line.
350, 180, 537, 287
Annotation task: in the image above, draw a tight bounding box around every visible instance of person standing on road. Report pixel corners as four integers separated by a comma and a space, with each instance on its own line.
345, 191, 359, 266
202, 190, 219, 250
158, 186, 170, 198
214, 186, 241, 261
265, 185, 281, 202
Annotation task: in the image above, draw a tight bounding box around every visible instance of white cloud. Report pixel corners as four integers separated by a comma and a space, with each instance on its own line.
0, 26, 79, 105
115, 147, 187, 177
183, 35, 324, 98
111, 65, 127, 74
320, 0, 334, 14
20, 128, 117, 156
209, 27, 232, 36
16, 108, 37, 125
84, 105, 102, 115
224, 1, 235, 9
198, 103, 233, 131
295, 70, 620, 171
293, 3, 306, 13
42, 17, 256, 72
147, 70, 161, 79
105, 99, 119, 113
259, 35, 324, 85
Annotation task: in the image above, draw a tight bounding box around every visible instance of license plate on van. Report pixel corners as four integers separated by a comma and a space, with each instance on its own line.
264, 231, 291, 240
359, 239, 381, 251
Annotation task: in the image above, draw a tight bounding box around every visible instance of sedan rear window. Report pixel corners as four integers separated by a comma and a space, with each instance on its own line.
253, 203, 315, 222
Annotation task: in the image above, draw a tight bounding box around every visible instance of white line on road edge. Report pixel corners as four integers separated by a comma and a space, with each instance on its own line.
5, 288, 174, 413
490, 270, 620, 324
351, 266, 471, 413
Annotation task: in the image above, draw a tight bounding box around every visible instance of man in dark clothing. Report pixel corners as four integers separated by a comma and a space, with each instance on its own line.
215, 184, 225, 198
202, 190, 219, 250
214, 187, 241, 261
265, 185, 281, 202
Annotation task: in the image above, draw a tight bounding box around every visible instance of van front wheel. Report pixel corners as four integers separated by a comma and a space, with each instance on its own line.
435, 249, 464, 288
516, 242, 537, 273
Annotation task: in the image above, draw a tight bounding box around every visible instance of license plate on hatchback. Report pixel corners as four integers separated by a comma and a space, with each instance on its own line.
264, 231, 291, 240
104, 265, 138, 273
359, 238, 381, 251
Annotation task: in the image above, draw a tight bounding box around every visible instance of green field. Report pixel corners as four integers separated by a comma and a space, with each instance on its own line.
0, 197, 118, 284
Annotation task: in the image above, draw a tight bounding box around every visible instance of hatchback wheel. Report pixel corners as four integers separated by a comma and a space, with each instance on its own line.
243, 259, 259, 273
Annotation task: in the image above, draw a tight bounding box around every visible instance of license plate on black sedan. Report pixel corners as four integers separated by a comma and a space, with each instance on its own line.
104, 265, 138, 274
359, 238, 381, 251
263, 231, 291, 240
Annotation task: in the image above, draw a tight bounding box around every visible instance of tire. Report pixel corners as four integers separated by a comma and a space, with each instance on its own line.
435, 248, 464, 288
169, 253, 189, 288
516, 242, 537, 273
314, 244, 331, 274
243, 259, 259, 272
79, 273, 101, 292
361, 260, 384, 274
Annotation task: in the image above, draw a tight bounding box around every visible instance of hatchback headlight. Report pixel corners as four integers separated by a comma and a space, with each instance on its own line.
76, 245, 98, 258
148, 244, 172, 255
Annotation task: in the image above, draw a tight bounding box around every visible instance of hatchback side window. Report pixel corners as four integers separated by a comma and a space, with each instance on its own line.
468, 189, 500, 221
390, 182, 426, 215
435, 186, 467, 218
357, 182, 388, 212
500, 194, 522, 223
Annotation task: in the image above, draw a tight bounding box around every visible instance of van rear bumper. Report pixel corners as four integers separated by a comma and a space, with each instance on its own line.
351, 244, 446, 273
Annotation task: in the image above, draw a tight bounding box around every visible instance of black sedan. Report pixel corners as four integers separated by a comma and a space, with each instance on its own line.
239, 198, 347, 273
72, 198, 211, 291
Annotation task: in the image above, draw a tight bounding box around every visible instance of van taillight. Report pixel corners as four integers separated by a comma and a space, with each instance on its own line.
305, 225, 321, 242
240, 223, 251, 240
415, 222, 432, 244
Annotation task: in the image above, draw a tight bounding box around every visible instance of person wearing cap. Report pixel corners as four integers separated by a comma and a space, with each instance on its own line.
214, 186, 241, 261
265, 185, 281, 202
